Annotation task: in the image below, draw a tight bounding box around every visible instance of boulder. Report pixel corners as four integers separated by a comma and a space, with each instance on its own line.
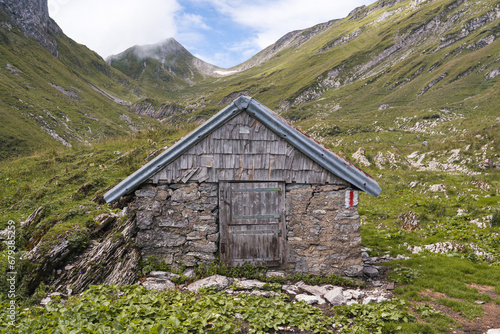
429, 184, 446, 192
40, 297, 52, 306
92, 213, 117, 234
183, 269, 196, 278
352, 147, 371, 167
363, 266, 380, 277
324, 287, 346, 305
362, 296, 378, 304
344, 264, 364, 277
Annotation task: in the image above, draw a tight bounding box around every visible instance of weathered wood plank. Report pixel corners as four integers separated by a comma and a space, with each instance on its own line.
221, 181, 285, 267
150, 112, 347, 185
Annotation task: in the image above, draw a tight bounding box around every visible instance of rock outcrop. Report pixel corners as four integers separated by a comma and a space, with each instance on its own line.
131, 100, 190, 120
352, 147, 371, 167
0, 0, 61, 56
49, 215, 140, 294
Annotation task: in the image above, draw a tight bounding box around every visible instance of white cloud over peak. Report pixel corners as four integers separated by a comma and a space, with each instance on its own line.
49, 0, 181, 58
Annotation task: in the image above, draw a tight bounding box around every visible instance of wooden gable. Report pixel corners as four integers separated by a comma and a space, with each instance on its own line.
150, 111, 349, 185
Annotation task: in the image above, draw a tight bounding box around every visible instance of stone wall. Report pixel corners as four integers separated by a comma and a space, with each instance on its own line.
285, 184, 363, 276
130, 183, 219, 269
129, 182, 362, 276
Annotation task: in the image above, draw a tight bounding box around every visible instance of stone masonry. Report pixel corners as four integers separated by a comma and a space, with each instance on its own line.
285, 184, 362, 276
130, 183, 219, 269
129, 182, 363, 276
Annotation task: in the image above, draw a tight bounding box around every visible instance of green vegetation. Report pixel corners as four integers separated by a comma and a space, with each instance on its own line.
332, 299, 424, 333
0, 284, 333, 333
0, 0, 499, 332
0, 9, 158, 159
0, 285, 425, 333
0, 127, 184, 297
0, 121, 497, 332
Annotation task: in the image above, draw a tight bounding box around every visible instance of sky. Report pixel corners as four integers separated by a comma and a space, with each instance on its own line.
48, 0, 376, 69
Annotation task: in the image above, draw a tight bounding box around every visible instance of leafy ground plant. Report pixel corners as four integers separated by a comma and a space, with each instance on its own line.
0, 284, 336, 334
330, 299, 436, 334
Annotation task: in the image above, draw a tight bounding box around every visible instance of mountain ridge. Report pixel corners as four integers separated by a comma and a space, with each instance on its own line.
116, 0, 499, 133
1, 0, 499, 161
0, 0, 160, 159
0, 0, 60, 56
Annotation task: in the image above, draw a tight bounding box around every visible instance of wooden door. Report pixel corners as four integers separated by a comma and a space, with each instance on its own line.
219, 181, 285, 267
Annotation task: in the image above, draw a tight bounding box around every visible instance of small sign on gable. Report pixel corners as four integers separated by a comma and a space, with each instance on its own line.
345, 189, 359, 207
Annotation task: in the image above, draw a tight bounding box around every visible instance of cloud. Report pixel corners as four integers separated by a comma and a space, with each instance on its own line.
48, 0, 181, 57
48, 0, 376, 67
192, 0, 374, 49
177, 13, 211, 31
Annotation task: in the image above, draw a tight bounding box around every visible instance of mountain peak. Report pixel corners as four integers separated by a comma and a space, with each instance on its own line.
107, 38, 221, 87
124, 37, 187, 62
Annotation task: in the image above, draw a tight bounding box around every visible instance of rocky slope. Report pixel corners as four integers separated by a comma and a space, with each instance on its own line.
230, 19, 339, 72
0, 0, 60, 56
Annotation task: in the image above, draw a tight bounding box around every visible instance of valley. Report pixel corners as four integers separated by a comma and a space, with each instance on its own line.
0, 0, 499, 332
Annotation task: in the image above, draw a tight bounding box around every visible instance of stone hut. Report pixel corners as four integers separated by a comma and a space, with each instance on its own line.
105, 97, 381, 276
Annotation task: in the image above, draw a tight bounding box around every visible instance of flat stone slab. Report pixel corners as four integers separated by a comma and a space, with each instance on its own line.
282, 284, 301, 295
233, 279, 267, 290
149, 271, 169, 278
266, 270, 286, 278
295, 294, 326, 305
187, 274, 232, 292
142, 279, 175, 292
296, 281, 329, 297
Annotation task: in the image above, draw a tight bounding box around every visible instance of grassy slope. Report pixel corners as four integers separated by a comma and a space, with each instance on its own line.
0, 113, 498, 333
146, 0, 499, 141
0, 10, 160, 160
0, 0, 499, 332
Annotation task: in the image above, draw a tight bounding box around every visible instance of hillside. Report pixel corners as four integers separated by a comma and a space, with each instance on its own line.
130, 0, 499, 159
0, 0, 159, 159
0, 0, 499, 332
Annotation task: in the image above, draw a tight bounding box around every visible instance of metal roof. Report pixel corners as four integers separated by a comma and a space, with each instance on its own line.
104, 96, 381, 203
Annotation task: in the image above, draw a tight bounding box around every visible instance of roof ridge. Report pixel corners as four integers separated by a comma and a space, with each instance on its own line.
104, 96, 380, 203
